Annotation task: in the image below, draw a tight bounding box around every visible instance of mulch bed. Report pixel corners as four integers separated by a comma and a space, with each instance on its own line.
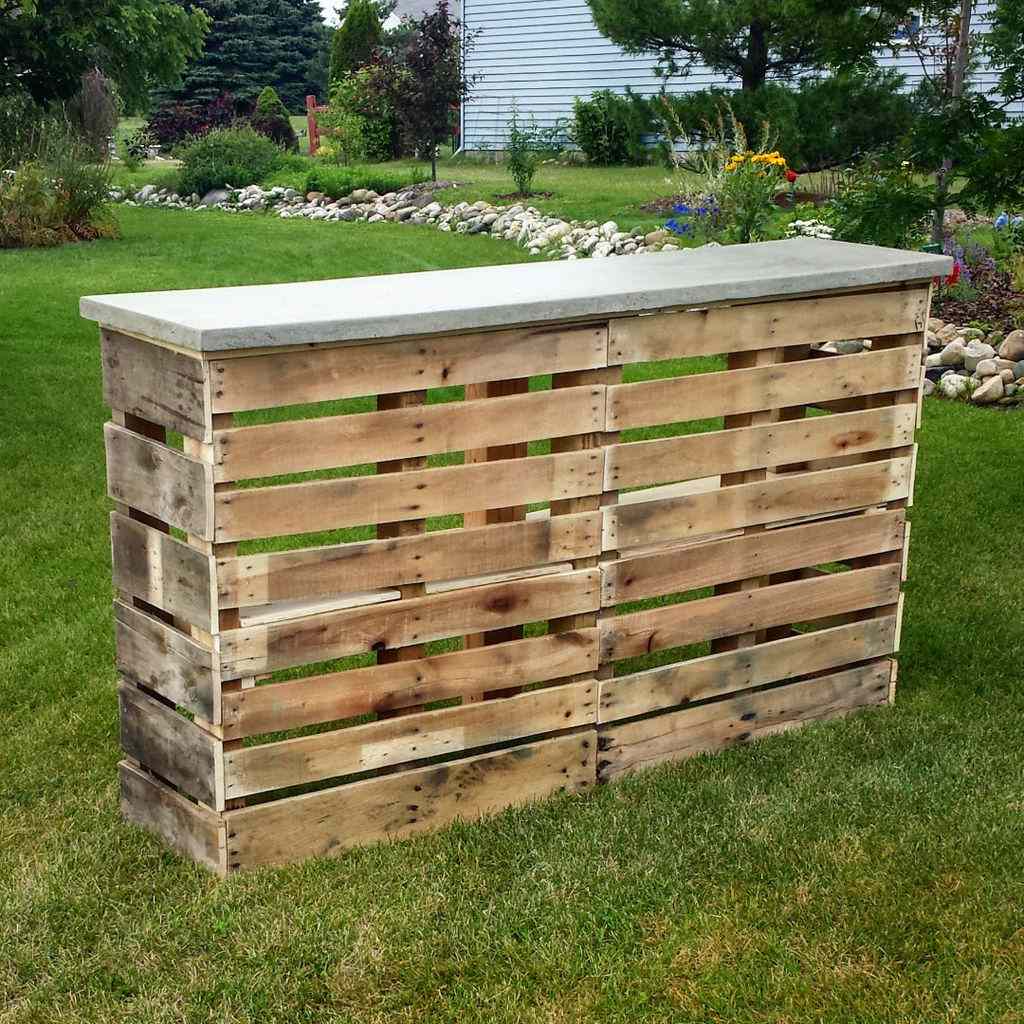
933, 272, 1024, 334
639, 190, 829, 215
493, 191, 555, 201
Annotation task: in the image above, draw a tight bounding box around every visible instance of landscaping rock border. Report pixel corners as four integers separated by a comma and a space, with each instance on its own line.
923, 319, 1024, 407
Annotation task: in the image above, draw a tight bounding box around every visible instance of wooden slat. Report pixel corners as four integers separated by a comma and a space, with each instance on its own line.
212, 385, 604, 482
215, 449, 604, 543
101, 329, 211, 442
606, 347, 921, 431
223, 731, 597, 871
209, 323, 608, 413
602, 510, 906, 606
604, 458, 912, 551
118, 682, 221, 808
599, 563, 901, 662
119, 761, 226, 874
608, 288, 929, 364
114, 600, 218, 722
598, 615, 897, 722
110, 512, 215, 629
217, 513, 601, 608
596, 661, 891, 780
605, 405, 917, 490
104, 422, 213, 539
220, 569, 601, 677
224, 679, 597, 799
220, 628, 599, 740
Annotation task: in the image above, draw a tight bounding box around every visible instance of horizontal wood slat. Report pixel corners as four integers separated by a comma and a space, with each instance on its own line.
223, 731, 597, 870
596, 661, 892, 780
218, 512, 602, 609
599, 563, 901, 662
608, 288, 929, 364
215, 450, 604, 542
104, 422, 213, 539
110, 512, 215, 628
602, 510, 906, 606
221, 569, 601, 677
101, 329, 210, 441
605, 405, 917, 491
118, 682, 221, 808
209, 324, 608, 413
114, 600, 218, 723
598, 615, 897, 722
212, 385, 605, 482
224, 679, 597, 799
604, 458, 912, 551
220, 628, 599, 740
606, 347, 921, 431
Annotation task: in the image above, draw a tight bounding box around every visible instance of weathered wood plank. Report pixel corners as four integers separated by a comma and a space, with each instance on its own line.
608, 288, 929, 364
221, 569, 601, 677
101, 329, 211, 442
605, 405, 917, 491
118, 682, 221, 808
110, 512, 215, 628
224, 679, 597, 798
212, 385, 604, 482
215, 449, 604, 543
606, 347, 921, 431
104, 422, 213, 539
599, 563, 901, 662
223, 731, 597, 870
114, 600, 218, 722
209, 324, 608, 413
221, 628, 599, 740
597, 661, 892, 780
119, 761, 226, 874
604, 458, 912, 551
598, 615, 897, 722
601, 509, 906, 606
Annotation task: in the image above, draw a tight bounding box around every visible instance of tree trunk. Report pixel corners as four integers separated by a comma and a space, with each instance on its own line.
431, 145, 437, 182
741, 20, 769, 91
932, 0, 974, 244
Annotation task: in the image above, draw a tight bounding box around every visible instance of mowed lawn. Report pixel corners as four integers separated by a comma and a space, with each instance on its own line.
2, 206, 1024, 1024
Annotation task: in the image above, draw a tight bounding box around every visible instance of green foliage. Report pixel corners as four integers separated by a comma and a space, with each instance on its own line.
571, 90, 652, 165
176, 126, 283, 196
251, 86, 299, 150
119, 128, 155, 171
328, 66, 400, 162
303, 163, 427, 198
504, 106, 551, 196
316, 109, 367, 164
330, 0, 382, 84
585, 0, 914, 91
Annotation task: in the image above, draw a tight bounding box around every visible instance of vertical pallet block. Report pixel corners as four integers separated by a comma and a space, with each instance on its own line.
86, 240, 950, 873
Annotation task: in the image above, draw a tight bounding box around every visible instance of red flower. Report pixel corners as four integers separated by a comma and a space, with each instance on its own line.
786, 169, 799, 183
946, 262, 961, 286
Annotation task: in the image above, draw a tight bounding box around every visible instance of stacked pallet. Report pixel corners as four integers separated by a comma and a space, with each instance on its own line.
83, 238, 951, 874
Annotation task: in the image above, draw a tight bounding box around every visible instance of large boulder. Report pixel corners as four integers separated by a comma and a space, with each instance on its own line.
998, 330, 1024, 362
971, 374, 1004, 404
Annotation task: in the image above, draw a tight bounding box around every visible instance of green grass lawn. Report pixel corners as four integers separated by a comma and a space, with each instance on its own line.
3, 205, 1024, 1023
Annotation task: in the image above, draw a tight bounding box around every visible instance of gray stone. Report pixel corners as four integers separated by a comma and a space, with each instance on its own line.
1016, 361, 1024, 381
963, 341, 997, 372
936, 323, 961, 344
939, 373, 970, 399
960, 327, 986, 342
922, 378, 935, 397
1007, 383, 1018, 397
924, 353, 943, 368
645, 229, 669, 247
924, 330, 942, 350
998, 330, 1024, 362
939, 339, 966, 366
927, 317, 945, 332
974, 358, 999, 378
200, 188, 230, 207
971, 374, 1004, 404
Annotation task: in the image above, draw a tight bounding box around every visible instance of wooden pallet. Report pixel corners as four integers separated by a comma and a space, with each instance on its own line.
99, 280, 930, 874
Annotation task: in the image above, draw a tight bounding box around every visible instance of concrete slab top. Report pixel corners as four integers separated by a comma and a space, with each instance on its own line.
80, 238, 952, 353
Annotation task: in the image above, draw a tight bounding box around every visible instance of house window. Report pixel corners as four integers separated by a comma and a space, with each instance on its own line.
892, 9, 923, 42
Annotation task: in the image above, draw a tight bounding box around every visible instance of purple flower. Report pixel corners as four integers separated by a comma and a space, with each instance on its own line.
995, 212, 1010, 230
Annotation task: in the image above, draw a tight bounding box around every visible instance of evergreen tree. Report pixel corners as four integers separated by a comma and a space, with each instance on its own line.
330, 0, 382, 84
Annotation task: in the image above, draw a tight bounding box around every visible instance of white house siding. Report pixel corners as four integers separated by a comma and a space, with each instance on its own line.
461, 0, 1022, 152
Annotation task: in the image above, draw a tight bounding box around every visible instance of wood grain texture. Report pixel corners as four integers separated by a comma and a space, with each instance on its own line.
101, 329, 211, 441
110, 512, 215, 629
606, 347, 921, 431
608, 287, 929, 364
224, 679, 597, 798
114, 600, 218, 722
220, 569, 601, 677
104, 422, 213, 539
215, 449, 604, 542
599, 563, 901, 662
209, 324, 608, 413
223, 731, 597, 870
604, 458, 912, 551
598, 615, 897, 722
212, 385, 604, 481
220, 629, 599, 740
601, 509, 906, 606
597, 661, 892, 780
605, 405, 917, 490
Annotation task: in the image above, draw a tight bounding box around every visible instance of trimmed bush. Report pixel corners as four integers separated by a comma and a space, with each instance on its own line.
145, 94, 237, 151
571, 89, 653, 165
303, 164, 428, 199
176, 127, 284, 196
250, 86, 298, 151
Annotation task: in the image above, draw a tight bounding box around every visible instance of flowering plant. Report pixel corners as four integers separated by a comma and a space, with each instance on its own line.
720, 147, 790, 243
665, 197, 724, 244
786, 218, 835, 240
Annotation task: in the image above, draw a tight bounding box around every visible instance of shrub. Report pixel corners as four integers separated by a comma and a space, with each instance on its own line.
571, 89, 652, 165
505, 105, 562, 196
145, 93, 237, 150
176, 127, 283, 196
330, 0, 382, 85
303, 164, 428, 199
250, 86, 298, 151
68, 69, 120, 161
316, 108, 368, 165
328, 65, 401, 162
120, 127, 155, 171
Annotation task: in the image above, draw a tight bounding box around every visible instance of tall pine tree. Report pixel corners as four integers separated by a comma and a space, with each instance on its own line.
330, 0, 382, 84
